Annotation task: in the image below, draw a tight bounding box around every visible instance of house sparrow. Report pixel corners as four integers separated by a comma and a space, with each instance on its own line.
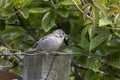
31, 29, 68, 53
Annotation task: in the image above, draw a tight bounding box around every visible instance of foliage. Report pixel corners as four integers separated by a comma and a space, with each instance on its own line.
0, 0, 120, 80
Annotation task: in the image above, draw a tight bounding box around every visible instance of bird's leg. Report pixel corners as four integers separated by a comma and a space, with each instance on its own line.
42, 51, 49, 55
52, 51, 60, 56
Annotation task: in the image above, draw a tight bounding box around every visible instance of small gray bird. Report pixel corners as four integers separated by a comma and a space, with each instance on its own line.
32, 29, 67, 53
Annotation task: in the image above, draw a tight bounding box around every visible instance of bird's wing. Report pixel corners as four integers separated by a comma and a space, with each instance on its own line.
32, 34, 53, 49
32, 34, 60, 51
33, 36, 48, 49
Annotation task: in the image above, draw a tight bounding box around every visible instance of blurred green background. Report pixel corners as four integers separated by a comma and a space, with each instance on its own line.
0, 0, 120, 80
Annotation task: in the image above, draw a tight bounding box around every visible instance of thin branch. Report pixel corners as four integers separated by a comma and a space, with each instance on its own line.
74, 67, 84, 80
0, 36, 23, 62
72, 0, 92, 20
72, 0, 84, 13
13, 7, 38, 41
0, 50, 120, 58
0, 36, 10, 48
71, 59, 87, 70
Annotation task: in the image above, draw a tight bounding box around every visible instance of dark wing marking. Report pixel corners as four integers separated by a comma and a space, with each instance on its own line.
32, 37, 48, 49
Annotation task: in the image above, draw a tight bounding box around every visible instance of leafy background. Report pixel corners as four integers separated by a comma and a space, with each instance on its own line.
0, 0, 120, 80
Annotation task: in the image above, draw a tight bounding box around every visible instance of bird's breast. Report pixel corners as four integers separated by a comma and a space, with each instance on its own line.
45, 36, 63, 51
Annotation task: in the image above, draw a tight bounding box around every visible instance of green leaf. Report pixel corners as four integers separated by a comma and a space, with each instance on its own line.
0, 46, 7, 51
92, 6, 99, 27
50, 0, 60, 9
41, 12, 56, 32
84, 19, 92, 25
85, 70, 95, 80
60, 0, 74, 6
70, 76, 75, 80
69, 19, 82, 42
20, 8, 29, 19
85, 70, 103, 80
88, 25, 95, 41
109, 0, 120, 3
63, 47, 82, 53
94, 2, 107, 17
107, 53, 120, 67
89, 33, 109, 51
104, 74, 116, 80
56, 8, 69, 17
1, 10, 14, 18
86, 57, 101, 72
78, 26, 89, 52
106, 39, 120, 47
114, 14, 120, 27
99, 18, 113, 27
81, 26, 88, 38
79, 36, 89, 52
1, 25, 24, 35
94, 27, 106, 34
22, 0, 33, 7
29, 7, 51, 13
115, 32, 120, 38
11, 0, 32, 7
110, 3, 120, 11
0, 0, 10, 9
13, 35, 24, 49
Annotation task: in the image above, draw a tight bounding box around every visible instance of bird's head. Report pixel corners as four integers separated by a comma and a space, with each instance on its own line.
52, 29, 68, 39
53, 29, 69, 45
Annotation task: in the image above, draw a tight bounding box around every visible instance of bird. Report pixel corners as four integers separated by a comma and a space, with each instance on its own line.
31, 29, 68, 54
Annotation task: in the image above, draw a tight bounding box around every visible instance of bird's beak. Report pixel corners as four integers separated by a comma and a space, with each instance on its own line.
64, 35, 69, 46
63, 33, 68, 38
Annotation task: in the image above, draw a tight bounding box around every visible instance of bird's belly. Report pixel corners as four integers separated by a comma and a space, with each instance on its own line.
45, 41, 60, 52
